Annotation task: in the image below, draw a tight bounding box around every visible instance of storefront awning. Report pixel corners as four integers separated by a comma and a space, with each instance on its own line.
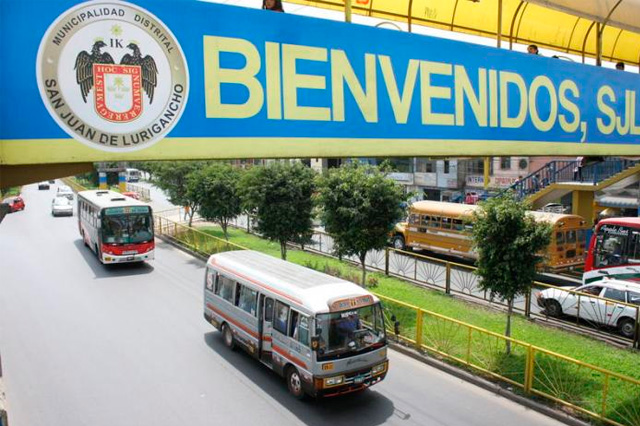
286, 0, 640, 66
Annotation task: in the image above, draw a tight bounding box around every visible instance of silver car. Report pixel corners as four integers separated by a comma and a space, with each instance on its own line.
51, 196, 73, 217
57, 185, 74, 201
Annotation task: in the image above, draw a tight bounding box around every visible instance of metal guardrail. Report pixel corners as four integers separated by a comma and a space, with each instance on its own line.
125, 183, 151, 202
153, 215, 640, 426
378, 294, 640, 426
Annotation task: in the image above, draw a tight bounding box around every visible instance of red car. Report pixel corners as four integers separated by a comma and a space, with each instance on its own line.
2, 196, 25, 213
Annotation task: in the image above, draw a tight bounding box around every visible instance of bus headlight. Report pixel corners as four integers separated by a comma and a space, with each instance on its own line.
372, 362, 387, 376
324, 376, 344, 387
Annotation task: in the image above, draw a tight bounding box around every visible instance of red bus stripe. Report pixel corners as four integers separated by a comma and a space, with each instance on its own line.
272, 344, 308, 370
206, 303, 259, 339
211, 261, 303, 305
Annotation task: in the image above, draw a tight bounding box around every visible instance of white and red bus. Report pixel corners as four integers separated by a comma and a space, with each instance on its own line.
584, 217, 640, 284
78, 190, 154, 264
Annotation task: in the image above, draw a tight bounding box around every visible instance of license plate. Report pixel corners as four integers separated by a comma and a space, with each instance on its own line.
354, 375, 365, 384
123, 250, 138, 255
126, 256, 135, 261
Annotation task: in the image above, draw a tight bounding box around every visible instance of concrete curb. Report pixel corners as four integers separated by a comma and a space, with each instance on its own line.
156, 233, 592, 426
389, 342, 591, 426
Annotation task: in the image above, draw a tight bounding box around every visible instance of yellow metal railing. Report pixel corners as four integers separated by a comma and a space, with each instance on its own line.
154, 215, 247, 257
376, 293, 640, 426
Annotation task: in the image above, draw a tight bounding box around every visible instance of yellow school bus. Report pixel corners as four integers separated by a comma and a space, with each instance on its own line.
391, 201, 588, 271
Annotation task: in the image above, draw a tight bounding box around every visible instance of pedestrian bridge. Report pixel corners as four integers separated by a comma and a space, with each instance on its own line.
1, 0, 640, 188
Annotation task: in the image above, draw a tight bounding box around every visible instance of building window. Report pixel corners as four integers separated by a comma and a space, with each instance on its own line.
500, 157, 511, 170
416, 158, 435, 173
443, 160, 450, 174
465, 159, 485, 175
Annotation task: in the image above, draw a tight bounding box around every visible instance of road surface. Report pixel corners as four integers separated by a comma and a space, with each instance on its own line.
0, 183, 565, 426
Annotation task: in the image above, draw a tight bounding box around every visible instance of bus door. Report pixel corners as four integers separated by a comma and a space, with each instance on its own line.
260, 296, 274, 358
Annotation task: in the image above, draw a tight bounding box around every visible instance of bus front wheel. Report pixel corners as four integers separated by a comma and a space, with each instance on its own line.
286, 367, 306, 400
222, 324, 235, 350
392, 235, 406, 251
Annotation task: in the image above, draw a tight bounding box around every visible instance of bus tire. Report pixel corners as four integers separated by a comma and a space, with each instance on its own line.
545, 300, 563, 317
618, 318, 636, 339
222, 323, 236, 350
392, 235, 406, 251
286, 366, 306, 400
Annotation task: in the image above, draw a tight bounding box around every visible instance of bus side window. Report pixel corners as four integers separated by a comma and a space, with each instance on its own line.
274, 301, 289, 335
441, 217, 452, 229
556, 232, 565, 245
205, 270, 216, 292
429, 216, 441, 228
216, 275, 235, 303
236, 285, 258, 316
289, 311, 299, 338
420, 215, 429, 228
409, 214, 419, 225
264, 298, 274, 322
288, 311, 309, 346
452, 219, 464, 231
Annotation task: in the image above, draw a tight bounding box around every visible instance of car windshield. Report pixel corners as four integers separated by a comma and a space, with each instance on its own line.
102, 208, 153, 244
53, 197, 71, 206
315, 303, 385, 361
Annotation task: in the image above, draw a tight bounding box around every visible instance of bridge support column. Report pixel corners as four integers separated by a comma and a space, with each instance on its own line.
119, 171, 127, 192
98, 172, 107, 190
572, 190, 595, 227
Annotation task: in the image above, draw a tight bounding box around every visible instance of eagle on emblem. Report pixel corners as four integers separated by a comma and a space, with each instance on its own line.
74, 40, 115, 102
74, 41, 158, 104
121, 43, 158, 104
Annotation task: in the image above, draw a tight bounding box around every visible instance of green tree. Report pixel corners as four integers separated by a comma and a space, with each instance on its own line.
153, 161, 204, 226
471, 194, 551, 353
239, 162, 315, 260
188, 163, 242, 240
317, 163, 407, 286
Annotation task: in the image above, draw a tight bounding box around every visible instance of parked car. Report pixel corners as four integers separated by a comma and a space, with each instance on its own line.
537, 278, 640, 338
57, 185, 74, 200
122, 191, 140, 200
2, 196, 25, 213
48, 180, 55, 184
38, 181, 50, 190
51, 196, 73, 217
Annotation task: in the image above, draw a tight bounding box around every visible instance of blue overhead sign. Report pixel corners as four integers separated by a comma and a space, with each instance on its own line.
0, 0, 639, 164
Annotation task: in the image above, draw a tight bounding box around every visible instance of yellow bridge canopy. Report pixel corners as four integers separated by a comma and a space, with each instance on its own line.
287, 0, 640, 66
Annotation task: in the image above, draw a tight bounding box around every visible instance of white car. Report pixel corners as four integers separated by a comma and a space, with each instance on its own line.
57, 185, 74, 200
51, 196, 73, 216
537, 278, 640, 338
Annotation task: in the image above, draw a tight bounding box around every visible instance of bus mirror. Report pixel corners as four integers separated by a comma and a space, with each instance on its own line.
311, 336, 320, 351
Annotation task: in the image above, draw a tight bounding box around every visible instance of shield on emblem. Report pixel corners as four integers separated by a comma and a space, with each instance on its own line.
93, 64, 143, 122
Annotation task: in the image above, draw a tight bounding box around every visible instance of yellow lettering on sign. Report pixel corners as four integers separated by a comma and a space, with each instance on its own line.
378, 56, 418, 124
331, 49, 378, 123
559, 80, 580, 133
499, 71, 527, 129
529, 76, 557, 132
489, 70, 498, 128
282, 44, 330, 121
616, 90, 632, 135
420, 61, 454, 126
454, 66, 487, 127
203, 36, 264, 119
265, 42, 282, 120
597, 85, 616, 135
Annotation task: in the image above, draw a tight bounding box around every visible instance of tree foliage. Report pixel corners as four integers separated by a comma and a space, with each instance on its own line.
153, 161, 205, 226
239, 162, 315, 260
471, 194, 551, 351
316, 163, 407, 285
188, 163, 242, 240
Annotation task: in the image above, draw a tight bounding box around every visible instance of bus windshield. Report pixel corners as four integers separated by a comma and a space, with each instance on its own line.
102, 208, 153, 244
316, 303, 385, 360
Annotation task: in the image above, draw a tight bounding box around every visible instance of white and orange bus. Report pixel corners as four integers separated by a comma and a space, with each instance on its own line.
204, 250, 388, 399
78, 190, 154, 264
391, 201, 588, 271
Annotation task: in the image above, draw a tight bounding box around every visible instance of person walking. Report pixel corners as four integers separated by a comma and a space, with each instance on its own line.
574, 156, 584, 182
183, 204, 190, 221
